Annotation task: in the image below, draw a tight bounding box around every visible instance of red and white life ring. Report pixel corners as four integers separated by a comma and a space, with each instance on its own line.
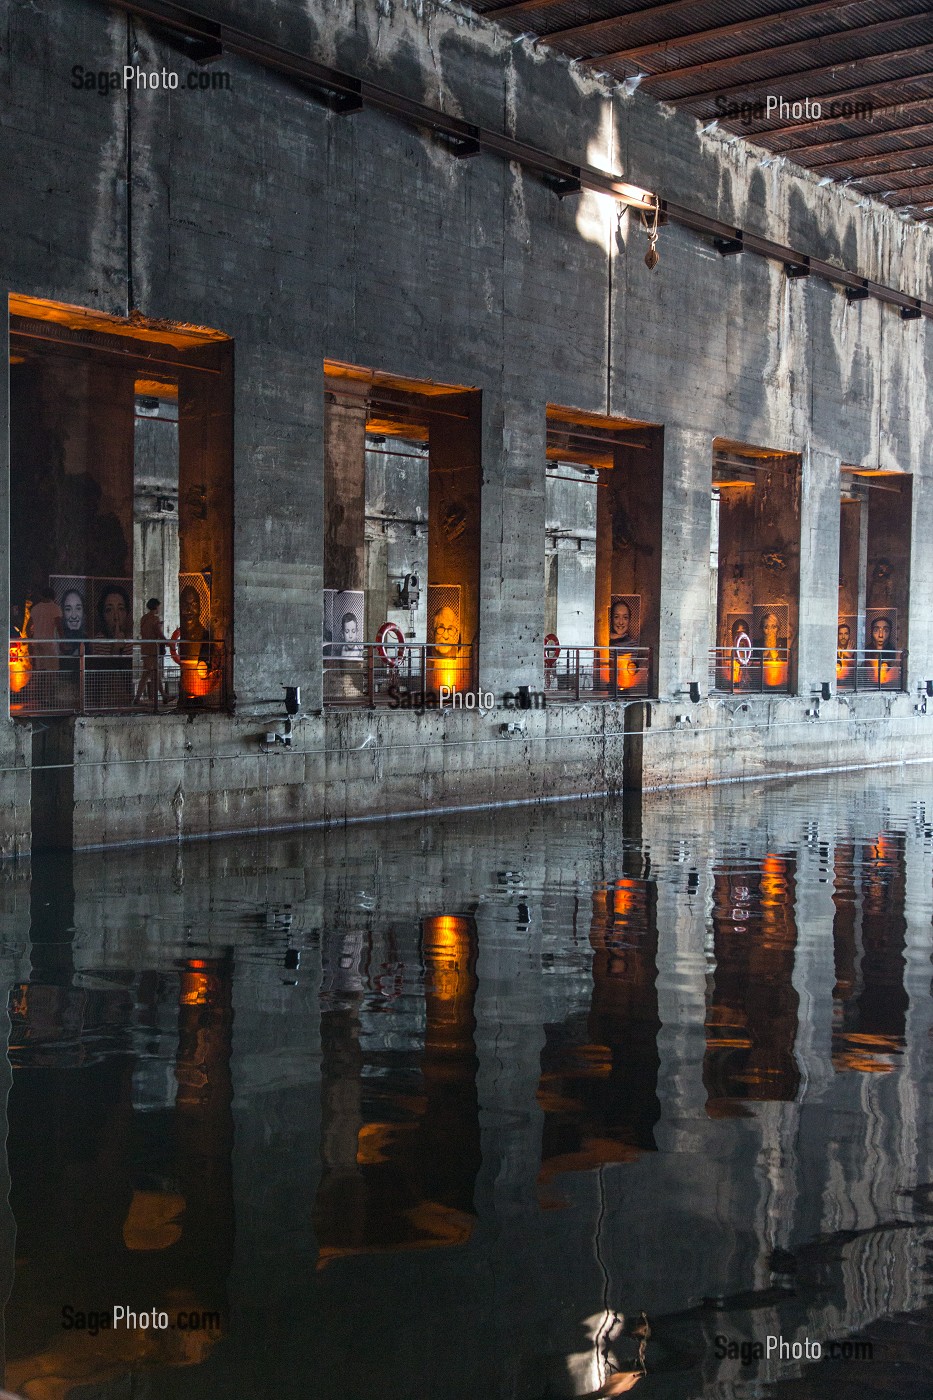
169, 627, 182, 665
376, 621, 406, 666
544, 633, 561, 667
733, 631, 752, 667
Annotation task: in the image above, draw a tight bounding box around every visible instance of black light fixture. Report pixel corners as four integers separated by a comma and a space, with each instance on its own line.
283, 686, 301, 716
689, 681, 701, 704
821, 681, 832, 701
926, 680, 933, 698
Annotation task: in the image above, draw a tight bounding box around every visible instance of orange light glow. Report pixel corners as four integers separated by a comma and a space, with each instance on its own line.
762, 657, 788, 688
9, 638, 31, 693
180, 972, 212, 1006
179, 660, 217, 699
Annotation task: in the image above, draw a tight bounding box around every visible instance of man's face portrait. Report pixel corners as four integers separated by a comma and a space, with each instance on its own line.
837, 622, 851, 649
432, 606, 459, 655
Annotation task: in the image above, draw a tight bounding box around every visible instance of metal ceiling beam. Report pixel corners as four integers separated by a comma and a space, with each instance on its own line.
676, 40, 933, 108
774, 112, 933, 159
615, 14, 933, 84
733, 84, 933, 140
478, 0, 566, 20
882, 182, 933, 205
859, 164, 933, 192
807, 140, 933, 174
558, 0, 858, 62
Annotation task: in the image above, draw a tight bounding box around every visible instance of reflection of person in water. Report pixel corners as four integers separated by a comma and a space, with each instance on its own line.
336, 612, 362, 659
609, 599, 634, 646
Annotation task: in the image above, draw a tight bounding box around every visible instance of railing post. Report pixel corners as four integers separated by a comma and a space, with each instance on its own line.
368, 644, 374, 707
78, 643, 86, 714
575, 648, 580, 702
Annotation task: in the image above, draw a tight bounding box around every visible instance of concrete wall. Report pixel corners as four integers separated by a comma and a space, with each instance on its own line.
2, 0, 933, 850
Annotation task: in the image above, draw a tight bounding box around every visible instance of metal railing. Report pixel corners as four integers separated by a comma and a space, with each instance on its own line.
544, 645, 653, 701
710, 646, 793, 695
9, 638, 228, 715
835, 649, 906, 693
323, 642, 476, 708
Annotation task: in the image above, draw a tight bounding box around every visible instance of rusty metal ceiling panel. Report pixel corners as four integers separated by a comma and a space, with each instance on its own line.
472, 0, 933, 214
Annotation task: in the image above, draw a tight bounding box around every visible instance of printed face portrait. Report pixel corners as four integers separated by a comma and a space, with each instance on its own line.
762, 611, 780, 648
180, 586, 202, 625
101, 589, 128, 637
62, 590, 85, 634
610, 601, 631, 638
731, 619, 749, 642
837, 622, 851, 649
341, 614, 358, 645
432, 606, 459, 655
871, 616, 892, 648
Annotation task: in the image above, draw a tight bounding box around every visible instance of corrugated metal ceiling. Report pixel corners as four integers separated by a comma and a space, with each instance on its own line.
470, 0, 933, 220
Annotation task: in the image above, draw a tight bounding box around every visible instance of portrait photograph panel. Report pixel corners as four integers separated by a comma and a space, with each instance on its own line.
91, 578, 133, 640
427, 584, 461, 645
865, 608, 896, 650
753, 602, 789, 650
836, 615, 857, 650
333, 589, 364, 658
608, 594, 641, 645
724, 611, 753, 649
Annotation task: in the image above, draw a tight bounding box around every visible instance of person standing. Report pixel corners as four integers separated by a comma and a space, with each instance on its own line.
135, 597, 169, 705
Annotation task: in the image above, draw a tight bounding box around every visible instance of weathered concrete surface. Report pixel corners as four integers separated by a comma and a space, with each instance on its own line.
20, 696, 931, 850
1, 0, 932, 848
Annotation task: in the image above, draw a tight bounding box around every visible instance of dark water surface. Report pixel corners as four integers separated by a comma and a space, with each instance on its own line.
3, 769, 933, 1399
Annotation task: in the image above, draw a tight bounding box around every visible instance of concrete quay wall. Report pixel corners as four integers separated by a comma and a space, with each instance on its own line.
22, 697, 931, 851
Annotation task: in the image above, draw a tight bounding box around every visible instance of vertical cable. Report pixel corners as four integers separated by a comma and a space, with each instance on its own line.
126, 16, 135, 313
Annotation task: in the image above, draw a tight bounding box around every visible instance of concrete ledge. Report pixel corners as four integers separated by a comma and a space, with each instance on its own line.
8, 691, 933, 850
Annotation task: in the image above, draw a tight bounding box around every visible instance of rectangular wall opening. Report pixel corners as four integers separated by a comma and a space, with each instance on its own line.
322, 361, 481, 707
837, 468, 911, 691
711, 440, 802, 694
543, 406, 663, 700
8, 295, 233, 717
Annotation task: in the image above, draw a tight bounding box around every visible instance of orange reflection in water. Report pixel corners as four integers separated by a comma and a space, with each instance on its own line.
537, 877, 660, 1190
5, 956, 234, 1399
703, 855, 800, 1114
313, 917, 481, 1266
832, 832, 907, 1073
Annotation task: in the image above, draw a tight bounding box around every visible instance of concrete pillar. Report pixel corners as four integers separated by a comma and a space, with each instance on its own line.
234, 347, 323, 709
323, 389, 367, 596
907, 463, 933, 687
656, 424, 714, 698
429, 391, 483, 675
178, 341, 234, 693
477, 393, 545, 694
797, 448, 841, 693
